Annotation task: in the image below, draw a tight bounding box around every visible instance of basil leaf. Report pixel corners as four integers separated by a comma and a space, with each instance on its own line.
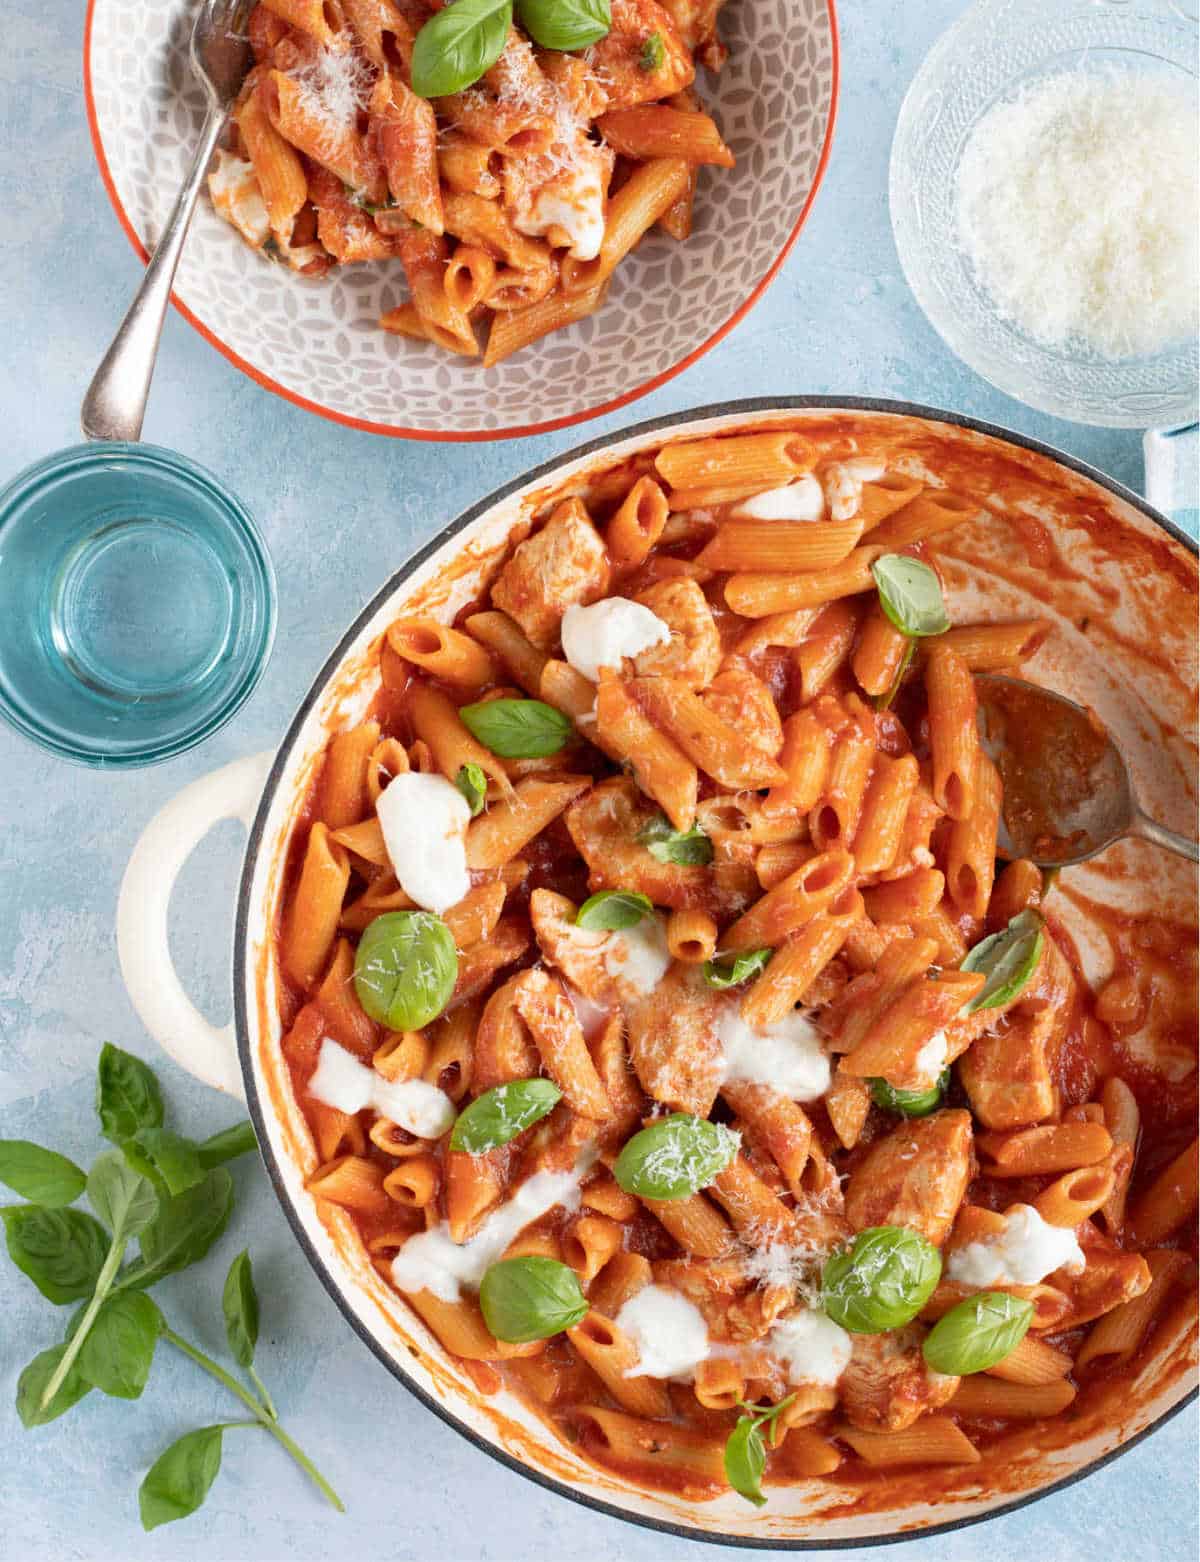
922, 1291, 1034, 1376
871, 555, 950, 638
197, 1120, 258, 1170
576, 889, 653, 931
96, 1043, 164, 1144
637, 814, 714, 866
639, 31, 664, 72
76, 1292, 163, 1399
821, 1225, 942, 1334
479, 1256, 588, 1343
123, 1128, 205, 1197
703, 948, 772, 990
222, 1249, 259, 1369
455, 762, 488, 817
450, 1078, 563, 1154
1, 1206, 110, 1304
353, 910, 458, 1030
961, 910, 1045, 1013
515, 0, 611, 51
0, 1140, 87, 1207
870, 1069, 950, 1118
411, 0, 512, 98
16, 1344, 92, 1427
724, 1416, 768, 1507
458, 697, 572, 758
613, 1113, 739, 1200
139, 1425, 226, 1531
87, 1150, 158, 1241
115, 1168, 234, 1293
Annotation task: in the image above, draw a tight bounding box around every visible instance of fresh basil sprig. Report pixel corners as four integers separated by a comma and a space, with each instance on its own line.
613, 1114, 739, 1200
724, 1394, 795, 1507
6, 1044, 341, 1528
922, 1291, 1034, 1376
871, 554, 951, 638
821, 1225, 942, 1334
411, 0, 512, 98
637, 814, 714, 866
703, 948, 771, 989
450, 1079, 563, 1154
870, 1069, 950, 1118
479, 1255, 588, 1342
459, 697, 573, 758
961, 910, 1045, 1013
576, 889, 653, 931
639, 31, 665, 72
454, 762, 488, 817
353, 910, 458, 1031
517, 0, 611, 51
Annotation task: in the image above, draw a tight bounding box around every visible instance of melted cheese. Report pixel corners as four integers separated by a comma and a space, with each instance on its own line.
616, 1285, 711, 1380
913, 1029, 948, 1086
733, 475, 826, 523
392, 1146, 599, 1302
823, 459, 886, 522
766, 1308, 852, 1386
308, 1038, 455, 1139
604, 915, 672, 998
208, 152, 269, 248
561, 597, 671, 683
376, 772, 470, 914
716, 1004, 831, 1100
947, 1203, 1086, 1288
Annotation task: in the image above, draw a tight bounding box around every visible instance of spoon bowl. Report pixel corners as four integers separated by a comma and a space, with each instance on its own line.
974, 673, 1198, 868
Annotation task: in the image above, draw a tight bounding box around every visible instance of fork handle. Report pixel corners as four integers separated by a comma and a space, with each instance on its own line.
81, 104, 228, 443
1129, 807, 1200, 863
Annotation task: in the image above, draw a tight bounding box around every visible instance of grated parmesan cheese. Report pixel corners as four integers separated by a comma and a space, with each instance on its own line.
955, 70, 1199, 360
291, 46, 374, 152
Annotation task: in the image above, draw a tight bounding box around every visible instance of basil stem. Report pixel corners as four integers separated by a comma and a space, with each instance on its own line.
39, 1232, 128, 1410
162, 1327, 343, 1511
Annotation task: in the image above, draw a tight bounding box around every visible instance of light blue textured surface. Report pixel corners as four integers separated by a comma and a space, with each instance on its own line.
0, 2, 1195, 1558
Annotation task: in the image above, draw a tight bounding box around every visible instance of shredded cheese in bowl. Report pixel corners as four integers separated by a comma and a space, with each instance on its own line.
954, 70, 1199, 361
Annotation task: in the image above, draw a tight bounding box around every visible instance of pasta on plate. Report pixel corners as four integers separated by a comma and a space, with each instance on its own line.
209, 0, 735, 365
273, 426, 1198, 1506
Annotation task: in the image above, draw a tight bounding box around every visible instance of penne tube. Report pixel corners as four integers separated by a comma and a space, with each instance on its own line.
561, 158, 691, 295
835, 1416, 980, 1466
1099, 1076, 1140, 1232
763, 710, 831, 818
1126, 1137, 1199, 1244
868, 491, 979, 548
722, 848, 855, 952
857, 476, 925, 532
282, 822, 350, 989
946, 751, 1002, 916
862, 866, 945, 925
977, 1122, 1115, 1176
720, 1081, 813, 1197
1074, 1248, 1191, 1368
1034, 1162, 1116, 1226
696, 518, 863, 574
839, 969, 984, 1084
406, 681, 513, 797
305, 1154, 392, 1218
739, 891, 861, 1027
597, 106, 735, 166
985, 1333, 1073, 1384
950, 1377, 1075, 1419
562, 1214, 624, 1285
725, 547, 882, 616
852, 599, 912, 696
588, 1251, 653, 1319
316, 720, 380, 830
926, 619, 1052, 671
854, 754, 920, 876
810, 720, 876, 850
463, 610, 548, 695
667, 907, 719, 964
655, 431, 815, 493
987, 858, 1044, 930
641, 1194, 732, 1259
595, 678, 698, 831
484, 279, 609, 366
466, 777, 590, 869
708, 1156, 795, 1240
387, 619, 498, 694
573, 1406, 727, 1487
795, 599, 862, 700
512, 969, 612, 1120
926, 645, 980, 819
566, 1313, 671, 1417
605, 476, 669, 567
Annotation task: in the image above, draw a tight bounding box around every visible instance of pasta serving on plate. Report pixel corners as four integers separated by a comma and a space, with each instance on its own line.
273, 426, 1198, 1506
208, 0, 734, 365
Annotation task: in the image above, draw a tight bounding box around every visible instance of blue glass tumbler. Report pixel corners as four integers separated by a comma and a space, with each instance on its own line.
0, 442, 275, 766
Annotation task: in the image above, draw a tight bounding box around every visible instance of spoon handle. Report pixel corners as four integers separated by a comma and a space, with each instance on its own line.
81, 104, 227, 444
1129, 808, 1199, 864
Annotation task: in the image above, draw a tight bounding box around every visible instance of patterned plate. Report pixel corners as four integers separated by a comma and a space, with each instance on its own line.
83, 1, 838, 441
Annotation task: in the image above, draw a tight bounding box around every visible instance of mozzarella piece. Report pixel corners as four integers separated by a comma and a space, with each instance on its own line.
913, 1029, 949, 1086
716, 1004, 831, 1101
766, 1308, 852, 1386
376, 771, 470, 914
391, 1147, 598, 1301
616, 1285, 711, 1380
733, 474, 826, 523
308, 1038, 456, 1139
946, 1203, 1086, 1288
208, 151, 270, 248
604, 915, 672, 998
822, 458, 887, 522
511, 152, 609, 261
561, 598, 671, 684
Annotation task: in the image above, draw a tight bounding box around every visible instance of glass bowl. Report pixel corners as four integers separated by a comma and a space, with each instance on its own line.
0, 442, 276, 767
890, 0, 1199, 428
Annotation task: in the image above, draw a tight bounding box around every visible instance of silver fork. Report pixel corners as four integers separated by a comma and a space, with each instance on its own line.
81, 0, 254, 443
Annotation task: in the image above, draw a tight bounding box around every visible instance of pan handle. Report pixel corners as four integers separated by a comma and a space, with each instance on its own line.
116, 752, 272, 1098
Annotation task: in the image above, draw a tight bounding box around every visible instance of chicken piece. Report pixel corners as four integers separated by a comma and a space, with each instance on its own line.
839, 1325, 960, 1432
530, 888, 615, 1002
700, 667, 784, 757
657, 0, 726, 66
490, 499, 611, 648
566, 776, 753, 917
843, 1110, 974, 1248
1054, 1235, 1151, 1330
633, 577, 722, 687
589, 0, 695, 111
958, 936, 1074, 1129
624, 965, 724, 1115
655, 1258, 792, 1344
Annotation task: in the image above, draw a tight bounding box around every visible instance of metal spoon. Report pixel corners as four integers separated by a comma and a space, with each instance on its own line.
81, 0, 253, 442
974, 674, 1198, 869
